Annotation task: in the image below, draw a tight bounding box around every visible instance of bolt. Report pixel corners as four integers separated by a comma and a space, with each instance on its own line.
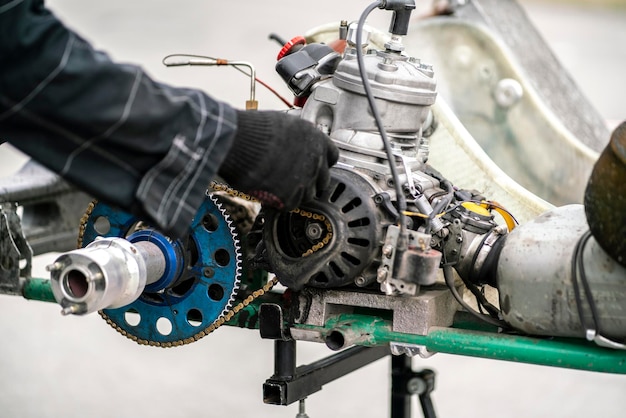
377, 267, 388, 282
306, 223, 323, 240
383, 244, 394, 258
355, 276, 367, 287
407, 377, 426, 395
296, 399, 309, 418
451, 249, 458, 256
203, 267, 214, 278
456, 235, 463, 244
60, 305, 79, 316
494, 78, 523, 108
46, 262, 64, 272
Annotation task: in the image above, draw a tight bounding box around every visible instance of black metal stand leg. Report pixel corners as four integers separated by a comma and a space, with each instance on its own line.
390, 355, 437, 418
391, 355, 412, 418
417, 369, 436, 418
275, 340, 297, 380
260, 303, 391, 407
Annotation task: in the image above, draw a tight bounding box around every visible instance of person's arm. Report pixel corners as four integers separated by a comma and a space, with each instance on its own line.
0, 0, 338, 239
0, 0, 237, 238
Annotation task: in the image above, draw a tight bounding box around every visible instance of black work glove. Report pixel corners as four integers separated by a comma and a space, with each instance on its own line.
218, 111, 339, 210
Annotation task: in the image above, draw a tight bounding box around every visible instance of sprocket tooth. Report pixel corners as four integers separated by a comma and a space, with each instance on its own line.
208, 194, 242, 321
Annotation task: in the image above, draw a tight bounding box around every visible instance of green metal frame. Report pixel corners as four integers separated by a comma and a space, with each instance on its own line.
23, 277, 56, 303
296, 313, 626, 374
23, 278, 626, 374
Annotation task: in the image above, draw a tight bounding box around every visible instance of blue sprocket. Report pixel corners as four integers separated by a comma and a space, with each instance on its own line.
80, 194, 241, 346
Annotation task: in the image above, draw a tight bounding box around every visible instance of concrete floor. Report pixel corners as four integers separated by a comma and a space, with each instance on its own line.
1, 1, 626, 417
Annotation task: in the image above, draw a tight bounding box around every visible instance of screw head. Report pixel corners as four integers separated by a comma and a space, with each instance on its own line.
377, 267, 388, 282
305, 223, 323, 240
407, 377, 426, 395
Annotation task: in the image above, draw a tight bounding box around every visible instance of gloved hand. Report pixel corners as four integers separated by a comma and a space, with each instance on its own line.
218, 110, 339, 210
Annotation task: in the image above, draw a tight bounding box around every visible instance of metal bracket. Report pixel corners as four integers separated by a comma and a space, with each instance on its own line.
259, 302, 391, 406
295, 287, 458, 336
378, 225, 418, 296
0, 160, 92, 255
0, 203, 32, 295
390, 342, 435, 359
263, 344, 390, 406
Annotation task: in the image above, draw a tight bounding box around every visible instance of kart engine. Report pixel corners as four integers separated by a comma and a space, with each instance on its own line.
264, 20, 502, 297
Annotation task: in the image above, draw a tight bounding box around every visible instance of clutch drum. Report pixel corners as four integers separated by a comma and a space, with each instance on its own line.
263, 167, 384, 290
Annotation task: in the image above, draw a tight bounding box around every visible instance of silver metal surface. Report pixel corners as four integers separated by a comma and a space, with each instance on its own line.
497, 205, 626, 340
300, 34, 436, 174
404, 11, 601, 206
0, 203, 31, 295
0, 160, 92, 255
297, 287, 458, 335
389, 342, 435, 358
452, 0, 610, 152
48, 237, 157, 315
378, 224, 418, 296
306, 26, 554, 226
308, 1, 607, 207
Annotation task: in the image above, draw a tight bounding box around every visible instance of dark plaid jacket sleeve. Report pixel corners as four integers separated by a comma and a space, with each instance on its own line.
0, 0, 238, 238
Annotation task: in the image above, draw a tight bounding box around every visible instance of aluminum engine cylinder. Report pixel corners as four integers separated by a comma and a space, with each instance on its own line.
300, 47, 436, 167
49, 237, 165, 315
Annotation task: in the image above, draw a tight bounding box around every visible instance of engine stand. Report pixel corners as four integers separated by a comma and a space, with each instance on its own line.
391, 354, 437, 418
259, 303, 438, 417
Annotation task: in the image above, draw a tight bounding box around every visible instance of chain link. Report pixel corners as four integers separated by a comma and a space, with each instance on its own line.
76, 199, 97, 249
